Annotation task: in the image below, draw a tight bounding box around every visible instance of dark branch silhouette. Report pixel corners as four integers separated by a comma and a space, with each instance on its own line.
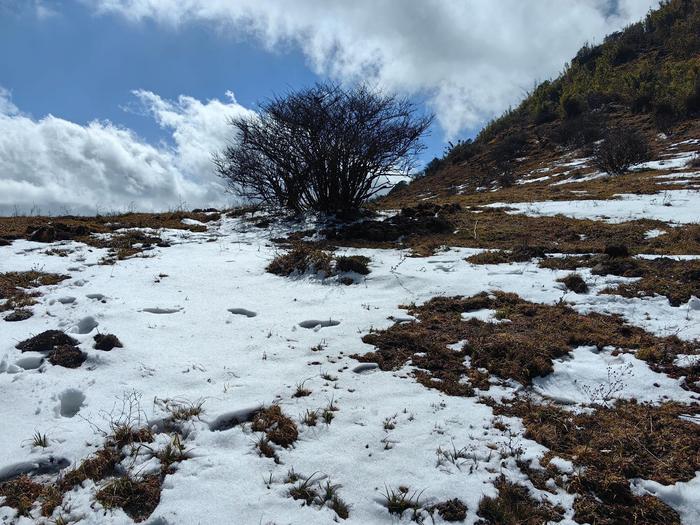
214, 83, 432, 213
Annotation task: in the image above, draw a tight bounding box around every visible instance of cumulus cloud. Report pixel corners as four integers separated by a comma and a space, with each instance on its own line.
0, 88, 250, 215
87, 0, 660, 137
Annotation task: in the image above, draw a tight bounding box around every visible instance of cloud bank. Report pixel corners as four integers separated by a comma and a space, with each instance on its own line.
0, 88, 251, 215
88, 0, 660, 137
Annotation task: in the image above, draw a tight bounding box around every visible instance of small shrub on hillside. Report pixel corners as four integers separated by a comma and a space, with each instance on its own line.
491, 131, 528, 163
558, 273, 589, 294
547, 112, 606, 148
593, 127, 650, 175
560, 93, 585, 118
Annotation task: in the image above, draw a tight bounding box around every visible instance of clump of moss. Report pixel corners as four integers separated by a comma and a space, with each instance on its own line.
48, 345, 87, 368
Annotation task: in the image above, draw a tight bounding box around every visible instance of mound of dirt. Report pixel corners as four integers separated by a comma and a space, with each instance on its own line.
93, 333, 123, 351
48, 345, 87, 368
16, 330, 79, 353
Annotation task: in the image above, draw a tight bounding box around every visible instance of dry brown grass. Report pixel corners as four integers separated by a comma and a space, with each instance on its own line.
251, 405, 299, 448
0, 271, 69, 312
356, 292, 697, 392
0, 475, 43, 516
476, 475, 563, 525
541, 255, 700, 306
1, 414, 187, 521
497, 399, 699, 524
0, 210, 223, 242
324, 204, 700, 257
95, 475, 162, 523
267, 242, 334, 277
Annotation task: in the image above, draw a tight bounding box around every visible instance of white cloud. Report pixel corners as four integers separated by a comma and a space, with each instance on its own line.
0, 89, 250, 215
87, 0, 660, 138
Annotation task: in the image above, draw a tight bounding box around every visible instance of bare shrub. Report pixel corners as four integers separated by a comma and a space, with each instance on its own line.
215, 82, 432, 213
593, 127, 650, 175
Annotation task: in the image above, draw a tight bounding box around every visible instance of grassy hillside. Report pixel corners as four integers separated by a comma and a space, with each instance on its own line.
416, 0, 700, 188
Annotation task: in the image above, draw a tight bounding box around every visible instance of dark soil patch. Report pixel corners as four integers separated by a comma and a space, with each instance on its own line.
251, 405, 299, 448
497, 399, 699, 524
476, 475, 564, 524
94, 333, 123, 351
94, 231, 171, 264
16, 330, 79, 353
355, 292, 698, 392
48, 345, 87, 368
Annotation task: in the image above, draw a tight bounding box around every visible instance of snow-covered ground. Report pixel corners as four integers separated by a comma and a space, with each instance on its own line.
1, 213, 699, 523
486, 189, 700, 225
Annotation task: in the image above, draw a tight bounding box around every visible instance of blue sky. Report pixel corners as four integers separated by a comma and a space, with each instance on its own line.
0, 0, 658, 214
1, 1, 446, 164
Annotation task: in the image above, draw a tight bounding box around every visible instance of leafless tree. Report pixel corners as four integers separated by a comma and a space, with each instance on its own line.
214, 83, 432, 214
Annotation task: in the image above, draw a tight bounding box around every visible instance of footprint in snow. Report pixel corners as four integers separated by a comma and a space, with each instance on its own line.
0, 456, 70, 483
353, 363, 379, 374
72, 315, 98, 334
57, 388, 85, 418
141, 307, 183, 314
228, 308, 257, 318
299, 319, 340, 330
